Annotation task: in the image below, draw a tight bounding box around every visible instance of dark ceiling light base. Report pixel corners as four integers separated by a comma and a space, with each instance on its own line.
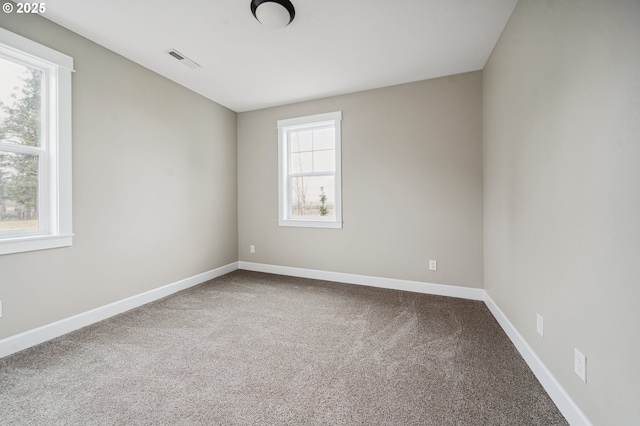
251, 0, 295, 28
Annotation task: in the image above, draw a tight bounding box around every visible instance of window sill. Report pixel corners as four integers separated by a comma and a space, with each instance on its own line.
279, 219, 342, 229
0, 233, 74, 256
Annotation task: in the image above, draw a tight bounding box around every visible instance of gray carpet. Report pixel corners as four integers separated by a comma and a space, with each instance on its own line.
0, 270, 567, 425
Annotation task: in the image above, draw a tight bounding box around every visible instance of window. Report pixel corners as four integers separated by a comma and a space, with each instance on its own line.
0, 28, 73, 255
278, 111, 342, 228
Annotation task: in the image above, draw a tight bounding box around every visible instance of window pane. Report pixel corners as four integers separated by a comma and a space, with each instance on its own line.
313, 127, 334, 150
0, 151, 39, 231
313, 149, 335, 173
291, 176, 335, 218
290, 130, 312, 153
290, 152, 312, 174
0, 57, 43, 147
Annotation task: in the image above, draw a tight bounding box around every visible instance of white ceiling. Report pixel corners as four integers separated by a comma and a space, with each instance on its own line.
43, 0, 518, 112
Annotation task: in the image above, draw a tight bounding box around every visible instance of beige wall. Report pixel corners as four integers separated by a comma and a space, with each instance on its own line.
483, 0, 640, 424
238, 73, 483, 288
0, 13, 238, 339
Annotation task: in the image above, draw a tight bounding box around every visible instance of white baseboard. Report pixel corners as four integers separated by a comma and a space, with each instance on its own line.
238, 261, 485, 301
483, 293, 592, 426
0, 262, 239, 359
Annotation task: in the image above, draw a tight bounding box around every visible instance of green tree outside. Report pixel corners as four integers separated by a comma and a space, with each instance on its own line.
318, 186, 329, 216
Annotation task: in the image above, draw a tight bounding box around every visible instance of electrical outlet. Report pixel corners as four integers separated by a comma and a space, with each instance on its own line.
429, 260, 437, 271
574, 348, 587, 382
536, 313, 544, 337
0, 300, 3, 318
250, 244, 255, 254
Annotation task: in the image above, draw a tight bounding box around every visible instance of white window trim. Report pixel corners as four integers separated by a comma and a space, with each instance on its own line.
277, 111, 342, 229
0, 28, 73, 255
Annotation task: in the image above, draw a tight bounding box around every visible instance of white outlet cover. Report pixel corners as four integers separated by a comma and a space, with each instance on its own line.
574, 348, 587, 382
536, 314, 544, 337
429, 260, 437, 271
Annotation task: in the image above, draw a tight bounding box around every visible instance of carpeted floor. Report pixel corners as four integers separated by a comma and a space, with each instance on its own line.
0, 270, 567, 425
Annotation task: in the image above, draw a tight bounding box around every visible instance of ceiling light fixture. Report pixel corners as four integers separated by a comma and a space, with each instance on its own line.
251, 0, 295, 29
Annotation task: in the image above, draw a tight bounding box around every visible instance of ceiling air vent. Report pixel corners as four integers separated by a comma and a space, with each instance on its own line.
167, 49, 200, 69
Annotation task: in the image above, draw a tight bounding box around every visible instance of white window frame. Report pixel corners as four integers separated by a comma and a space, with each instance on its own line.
0, 28, 73, 255
277, 111, 342, 229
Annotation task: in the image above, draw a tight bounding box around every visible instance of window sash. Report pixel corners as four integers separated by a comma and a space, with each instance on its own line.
0, 54, 53, 239
287, 175, 336, 220
284, 125, 337, 219
0, 148, 48, 237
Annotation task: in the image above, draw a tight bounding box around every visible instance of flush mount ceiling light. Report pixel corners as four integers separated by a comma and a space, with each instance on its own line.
251, 0, 295, 29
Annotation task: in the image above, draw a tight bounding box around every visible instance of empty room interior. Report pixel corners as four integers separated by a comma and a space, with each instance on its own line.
0, 0, 638, 424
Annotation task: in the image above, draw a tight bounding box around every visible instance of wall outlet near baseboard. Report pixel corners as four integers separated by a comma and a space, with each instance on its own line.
536, 313, 544, 337
250, 244, 255, 254
574, 348, 587, 382
0, 300, 3, 318
429, 260, 437, 271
